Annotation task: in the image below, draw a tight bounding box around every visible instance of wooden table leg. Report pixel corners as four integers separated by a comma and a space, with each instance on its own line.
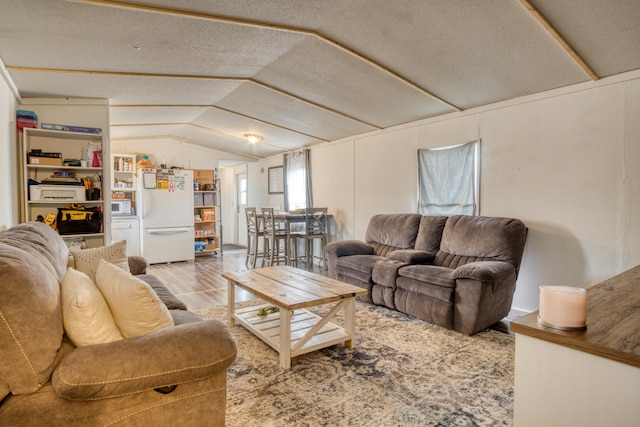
279, 307, 292, 369
344, 298, 356, 348
227, 279, 236, 327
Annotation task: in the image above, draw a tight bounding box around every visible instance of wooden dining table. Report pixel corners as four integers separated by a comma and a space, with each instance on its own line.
256, 212, 327, 226
254, 212, 307, 229
253, 211, 330, 266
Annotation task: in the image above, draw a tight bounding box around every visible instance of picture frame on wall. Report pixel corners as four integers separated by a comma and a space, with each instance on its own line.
268, 166, 284, 194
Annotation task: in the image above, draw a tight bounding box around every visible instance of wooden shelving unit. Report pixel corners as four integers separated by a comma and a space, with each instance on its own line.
192, 169, 221, 255
110, 153, 136, 214
21, 127, 106, 248
111, 153, 135, 190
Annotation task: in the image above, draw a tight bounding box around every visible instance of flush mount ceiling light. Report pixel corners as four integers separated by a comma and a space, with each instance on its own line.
245, 134, 262, 144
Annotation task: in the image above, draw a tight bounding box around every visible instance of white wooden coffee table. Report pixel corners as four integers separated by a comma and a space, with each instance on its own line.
223, 266, 368, 369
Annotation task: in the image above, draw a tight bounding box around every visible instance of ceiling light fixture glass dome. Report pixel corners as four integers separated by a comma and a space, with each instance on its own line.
245, 134, 262, 144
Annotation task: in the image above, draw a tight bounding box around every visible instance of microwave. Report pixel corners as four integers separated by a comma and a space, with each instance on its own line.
111, 199, 132, 216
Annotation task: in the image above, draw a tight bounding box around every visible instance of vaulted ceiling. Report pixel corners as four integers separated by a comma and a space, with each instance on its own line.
1, 0, 639, 160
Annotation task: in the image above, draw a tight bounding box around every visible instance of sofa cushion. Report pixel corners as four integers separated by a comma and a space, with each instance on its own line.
367, 242, 401, 257
0, 221, 69, 281
71, 240, 130, 282
0, 222, 67, 396
396, 273, 455, 311
170, 309, 204, 325
371, 258, 408, 288
60, 267, 123, 347
95, 260, 174, 339
397, 264, 456, 289
394, 287, 454, 330
365, 214, 422, 251
414, 216, 448, 252
137, 274, 188, 310
336, 254, 386, 283
127, 255, 149, 275
436, 215, 527, 271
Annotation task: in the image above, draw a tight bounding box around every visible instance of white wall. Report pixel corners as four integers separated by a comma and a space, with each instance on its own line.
110, 139, 248, 170
477, 83, 629, 311
3, 69, 638, 313
0, 64, 18, 229
249, 70, 640, 312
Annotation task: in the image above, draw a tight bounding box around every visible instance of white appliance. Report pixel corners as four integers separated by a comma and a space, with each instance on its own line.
30, 185, 86, 201
111, 199, 132, 216
136, 169, 194, 264
111, 217, 140, 256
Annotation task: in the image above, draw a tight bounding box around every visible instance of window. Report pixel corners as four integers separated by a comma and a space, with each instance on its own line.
283, 149, 312, 211
239, 176, 247, 206
418, 140, 480, 216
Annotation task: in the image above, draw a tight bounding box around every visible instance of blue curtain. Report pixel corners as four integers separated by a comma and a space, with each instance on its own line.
418, 140, 480, 216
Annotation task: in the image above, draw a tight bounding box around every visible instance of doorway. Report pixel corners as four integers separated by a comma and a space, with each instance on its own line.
235, 172, 247, 247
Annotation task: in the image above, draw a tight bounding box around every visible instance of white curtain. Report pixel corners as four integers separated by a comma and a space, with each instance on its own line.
283, 148, 312, 211
418, 140, 480, 216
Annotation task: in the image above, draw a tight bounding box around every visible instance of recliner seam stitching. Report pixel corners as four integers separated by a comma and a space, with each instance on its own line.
102, 385, 225, 425
57, 351, 236, 387
0, 309, 38, 378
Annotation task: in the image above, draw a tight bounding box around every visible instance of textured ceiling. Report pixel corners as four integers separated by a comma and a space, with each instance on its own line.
1, 0, 639, 160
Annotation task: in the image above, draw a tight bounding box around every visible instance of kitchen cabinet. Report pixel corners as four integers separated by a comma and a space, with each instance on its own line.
111, 217, 140, 256
193, 169, 222, 255
21, 127, 106, 248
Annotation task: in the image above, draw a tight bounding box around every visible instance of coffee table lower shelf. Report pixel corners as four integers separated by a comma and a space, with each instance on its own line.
232, 302, 353, 368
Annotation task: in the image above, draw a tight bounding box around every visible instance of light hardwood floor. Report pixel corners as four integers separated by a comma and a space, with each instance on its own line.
146, 248, 328, 311
148, 249, 522, 333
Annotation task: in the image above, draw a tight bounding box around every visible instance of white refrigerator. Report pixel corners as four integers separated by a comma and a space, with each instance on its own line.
137, 169, 194, 264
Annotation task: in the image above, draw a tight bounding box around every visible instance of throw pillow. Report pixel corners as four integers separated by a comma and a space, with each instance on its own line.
71, 240, 130, 282
60, 267, 123, 347
95, 260, 174, 338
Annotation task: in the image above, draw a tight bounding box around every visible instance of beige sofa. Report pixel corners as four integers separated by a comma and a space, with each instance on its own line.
0, 222, 236, 426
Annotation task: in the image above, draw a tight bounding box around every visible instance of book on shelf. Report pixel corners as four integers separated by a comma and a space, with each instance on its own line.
40, 178, 83, 185
17, 110, 38, 120
41, 123, 102, 135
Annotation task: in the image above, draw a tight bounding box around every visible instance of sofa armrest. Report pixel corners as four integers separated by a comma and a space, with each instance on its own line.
127, 256, 149, 275
52, 319, 236, 401
452, 261, 515, 282
387, 249, 435, 264
325, 240, 375, 279
325, 240, 374, 257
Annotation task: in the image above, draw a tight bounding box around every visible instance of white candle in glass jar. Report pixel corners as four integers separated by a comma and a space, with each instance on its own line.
539, 285, 587, 329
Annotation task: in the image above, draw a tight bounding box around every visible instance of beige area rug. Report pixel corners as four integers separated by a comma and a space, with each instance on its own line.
194, 301, 514, 427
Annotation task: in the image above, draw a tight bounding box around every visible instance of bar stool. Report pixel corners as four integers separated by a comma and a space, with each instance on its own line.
291, 207, 328, 270
245, 207, 264, 268
261, 207, 290, 266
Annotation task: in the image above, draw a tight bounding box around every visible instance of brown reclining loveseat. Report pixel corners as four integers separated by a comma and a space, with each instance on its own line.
326, 214, 527, 335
